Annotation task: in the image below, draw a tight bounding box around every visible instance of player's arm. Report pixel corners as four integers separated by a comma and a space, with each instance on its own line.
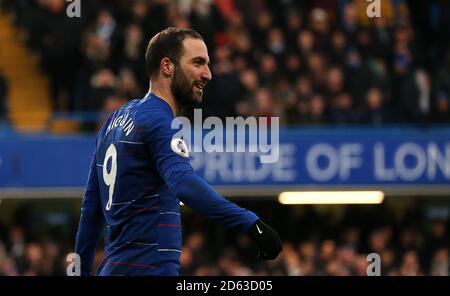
173, 170, 282, 260
75, 151, 105, 275
145, 115, 282, 260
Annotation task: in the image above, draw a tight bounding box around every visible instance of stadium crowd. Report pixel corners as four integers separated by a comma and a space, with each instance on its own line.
0, 0, 449, 129
0, 202, 448, 276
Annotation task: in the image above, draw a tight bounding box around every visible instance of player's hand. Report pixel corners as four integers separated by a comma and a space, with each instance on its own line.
247, 219, 283, 260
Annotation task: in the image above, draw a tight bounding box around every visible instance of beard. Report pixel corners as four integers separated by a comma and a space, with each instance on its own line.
170, 65, 203, 111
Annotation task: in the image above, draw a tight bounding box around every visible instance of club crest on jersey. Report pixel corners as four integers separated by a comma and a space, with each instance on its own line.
170, 137, 189, 158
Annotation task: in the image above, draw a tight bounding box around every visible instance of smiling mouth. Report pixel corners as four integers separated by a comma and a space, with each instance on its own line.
194, 81, 206, 92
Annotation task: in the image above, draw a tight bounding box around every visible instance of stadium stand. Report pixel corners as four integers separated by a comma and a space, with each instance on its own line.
0, 9, 51, 132
0, 198, 448, 276
0, 0, 449, 131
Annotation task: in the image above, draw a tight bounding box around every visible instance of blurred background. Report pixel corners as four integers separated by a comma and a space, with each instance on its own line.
0, 0, 449, 276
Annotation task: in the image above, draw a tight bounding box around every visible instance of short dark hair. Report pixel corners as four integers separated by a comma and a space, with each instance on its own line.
145, 27, 204, 77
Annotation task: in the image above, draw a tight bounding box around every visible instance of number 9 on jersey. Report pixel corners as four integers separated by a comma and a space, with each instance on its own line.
103, 144, 117, 211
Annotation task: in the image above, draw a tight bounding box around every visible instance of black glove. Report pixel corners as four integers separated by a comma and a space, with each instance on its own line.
247, 219, 283, 260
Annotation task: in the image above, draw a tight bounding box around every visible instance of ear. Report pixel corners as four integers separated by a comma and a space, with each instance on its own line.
160, 57, 174, 77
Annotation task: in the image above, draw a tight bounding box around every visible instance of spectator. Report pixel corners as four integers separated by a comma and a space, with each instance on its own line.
429, 248, 449, 276
329, 92, 358, 124
301, 94, 328, 125
35, 0, 83, 111
431, 53, 450, 123
359, 87, 391, 125
431, 94, 450, 123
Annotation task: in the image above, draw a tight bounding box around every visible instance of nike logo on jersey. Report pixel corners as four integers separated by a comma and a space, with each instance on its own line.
256, 224, 263, 234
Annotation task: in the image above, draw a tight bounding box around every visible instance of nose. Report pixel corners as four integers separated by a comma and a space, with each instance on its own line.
202, 65, 212, 81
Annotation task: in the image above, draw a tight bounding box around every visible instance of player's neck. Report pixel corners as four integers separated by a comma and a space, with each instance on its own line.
148, 81, 179, 115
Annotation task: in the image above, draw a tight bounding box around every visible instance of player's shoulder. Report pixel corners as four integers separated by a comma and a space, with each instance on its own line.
134, 93, 174, 127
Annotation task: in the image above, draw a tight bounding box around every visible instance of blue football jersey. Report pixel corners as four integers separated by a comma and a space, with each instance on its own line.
75, 93, 259, 276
